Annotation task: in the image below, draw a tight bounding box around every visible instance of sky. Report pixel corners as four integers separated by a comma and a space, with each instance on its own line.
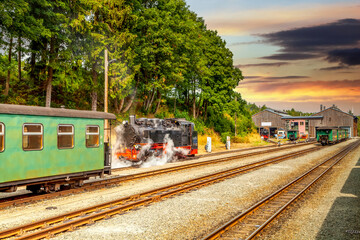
185, 0, 360, 115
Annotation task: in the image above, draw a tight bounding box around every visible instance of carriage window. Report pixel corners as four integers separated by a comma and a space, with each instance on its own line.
58, 125, 74, 149
86, 125, 99, 148
23, 124, 43, 150
0, 123, 4, 152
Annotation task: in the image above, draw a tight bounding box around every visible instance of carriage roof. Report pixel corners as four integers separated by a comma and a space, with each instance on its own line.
0, 104, 116, 120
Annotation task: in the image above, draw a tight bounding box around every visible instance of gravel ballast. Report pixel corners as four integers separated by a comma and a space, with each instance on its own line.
1, 140, 357, 240
50, 140, 357, 240
259, 139, 360, 240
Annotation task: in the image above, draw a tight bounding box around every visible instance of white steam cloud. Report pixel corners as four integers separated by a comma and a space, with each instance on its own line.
140, 134, 190, 168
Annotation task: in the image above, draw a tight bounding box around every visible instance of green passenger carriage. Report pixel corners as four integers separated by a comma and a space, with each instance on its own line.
316, 127, 348, 146
0, 104, 116, 192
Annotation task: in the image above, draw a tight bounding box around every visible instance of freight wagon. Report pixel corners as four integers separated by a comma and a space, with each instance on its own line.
0, 104, 116, 193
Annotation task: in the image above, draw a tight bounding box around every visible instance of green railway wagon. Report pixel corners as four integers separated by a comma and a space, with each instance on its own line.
316, 127, 348, 146
0, 104, 116, 192
287, 130, 298, 141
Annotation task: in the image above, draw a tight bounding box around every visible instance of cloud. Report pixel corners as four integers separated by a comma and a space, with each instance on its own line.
237, 79, 360, 103
264, 76, 310, 80
236, 62, 290, 68
319, 65, 349, 71
327, 48, 360, 66
260, 19, 360, 64
202, 3, 360, 36
261, 19, 360, 51
244, 76, 263, 79
229, 40, 264, 46
261, 53, 319, 60
240, 75, 310, 82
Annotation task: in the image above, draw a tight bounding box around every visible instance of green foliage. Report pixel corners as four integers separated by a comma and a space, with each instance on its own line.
220, 132, 233, 143
285, 108, 312, 116
173, 110, 206, 134
0, 0, 258, 139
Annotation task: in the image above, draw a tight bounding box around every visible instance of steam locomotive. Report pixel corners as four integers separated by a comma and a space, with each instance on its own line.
115, 116, 198, 162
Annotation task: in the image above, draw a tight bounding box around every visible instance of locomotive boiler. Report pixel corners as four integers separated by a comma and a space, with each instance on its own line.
115, 116, 198, 162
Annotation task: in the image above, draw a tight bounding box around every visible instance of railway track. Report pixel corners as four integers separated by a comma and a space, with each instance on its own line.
0, 145, 320, 239
202, 140, 360, 240
110, 140, 313, 172
0, 142, 314, 209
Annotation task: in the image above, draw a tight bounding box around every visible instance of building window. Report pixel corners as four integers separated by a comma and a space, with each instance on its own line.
300, 122, 304, 125
305, 120, 309, 132
0, 123, 4, 152
23, 124, 43, 150
58, 125, 74, 149
86, 125, 99, 148
329, 117, 331, 122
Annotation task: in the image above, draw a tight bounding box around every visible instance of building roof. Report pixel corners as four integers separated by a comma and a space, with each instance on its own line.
313, 106, 357, 119
252, 108, 291, 118
281, 116, 323, 120
0, 104, 116, 120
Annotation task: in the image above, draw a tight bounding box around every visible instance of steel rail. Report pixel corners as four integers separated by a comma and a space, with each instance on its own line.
111, 139, 314, 172
0, 146, 319, 239
202, 140, 360, 240
0, 142, 314, 209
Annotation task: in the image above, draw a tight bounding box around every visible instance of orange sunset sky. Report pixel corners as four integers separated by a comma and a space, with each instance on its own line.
186, 0, 360, 114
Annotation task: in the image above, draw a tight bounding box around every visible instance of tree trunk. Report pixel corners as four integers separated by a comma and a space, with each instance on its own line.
192, 96, 196, 118
196, 97, 201, 118
145, 88, 156, 111
45, 37, 55, 108
192, 78, 196, 118
122, 88, 137, 113
154, 90, 161, 114
18, 37, 21, 81
5, 37, 13, 96
29, 43, 36, 83
204, 100, 208, 121
114, 98, 124, 114
91, 63, 98, 111
173, 86, 176, 114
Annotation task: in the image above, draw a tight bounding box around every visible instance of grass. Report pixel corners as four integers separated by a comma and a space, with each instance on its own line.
198, 132, 270, 154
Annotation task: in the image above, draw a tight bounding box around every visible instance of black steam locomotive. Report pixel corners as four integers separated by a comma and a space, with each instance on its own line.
115, 116, 198, 162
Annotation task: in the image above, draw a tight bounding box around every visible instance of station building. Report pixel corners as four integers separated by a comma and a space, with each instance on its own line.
252, 105, 358, 138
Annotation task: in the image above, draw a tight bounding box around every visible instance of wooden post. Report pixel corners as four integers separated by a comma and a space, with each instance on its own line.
104, 49, 109, 143
234, 96, 237, 136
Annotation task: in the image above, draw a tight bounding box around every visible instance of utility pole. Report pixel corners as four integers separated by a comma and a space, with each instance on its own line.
104, 49, 109, 143
234, 96, 237, 136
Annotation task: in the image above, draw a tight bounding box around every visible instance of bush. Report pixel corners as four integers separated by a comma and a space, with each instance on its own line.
220, 132, 234, 143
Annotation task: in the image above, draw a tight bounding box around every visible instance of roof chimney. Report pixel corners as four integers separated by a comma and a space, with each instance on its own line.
320, 104, 323, 111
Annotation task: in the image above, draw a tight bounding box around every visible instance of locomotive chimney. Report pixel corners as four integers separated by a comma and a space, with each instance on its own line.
129, 115, 136, 125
